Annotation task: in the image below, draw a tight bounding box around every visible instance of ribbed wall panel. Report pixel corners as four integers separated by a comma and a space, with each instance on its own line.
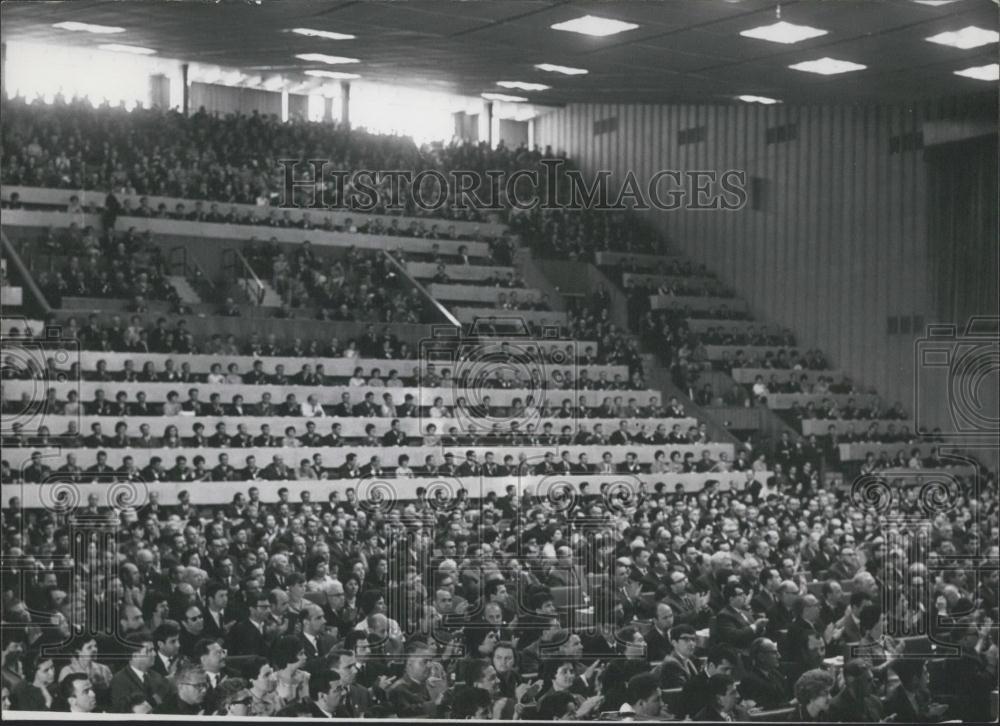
535, 98, 992, 423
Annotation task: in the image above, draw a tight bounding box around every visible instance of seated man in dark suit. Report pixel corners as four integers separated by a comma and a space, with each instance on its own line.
738, 637, 792, 709
386, 640, 448, 717
226, 591, 271, 657
883, 657, 948, 723
656, 624, 699, 689
109, 637, 170, 713
711, 582, 768, 653
826, 659, 883, 722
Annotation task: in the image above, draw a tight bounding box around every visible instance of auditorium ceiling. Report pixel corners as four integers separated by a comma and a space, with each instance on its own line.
2, 0, 998, 105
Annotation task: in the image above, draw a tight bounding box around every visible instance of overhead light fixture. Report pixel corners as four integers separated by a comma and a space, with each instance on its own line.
912, 0, 962, 5
535, 63, 589, 75
290, 27, 355, 40
738, 94, 780, 104
305, 70, 361, 80
926, 26, 999, 49
482, 92, 528, 102
954, 62, 999, 81
740, 21, 828, 44
98, 43, 156, 55
789, 57, 866, 75
497, 81, 551, 91
53, 21, 125, 34
295, 53, 360, 65
551, 15, 639, 37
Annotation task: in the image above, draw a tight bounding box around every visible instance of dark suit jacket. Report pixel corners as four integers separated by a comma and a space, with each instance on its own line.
333, 683, 370, 719
226, 619, 270, 657
110, 666, 169, 712
738, 666, 791, 709
826, 687, 883, 722
644, 626, 673, 664
658, 654, 699, 689
386, 674, 441, 718
297, 632, 337, 674
202, 607, 227, 640
883, 685, 923, 723
711, 605, 760, 650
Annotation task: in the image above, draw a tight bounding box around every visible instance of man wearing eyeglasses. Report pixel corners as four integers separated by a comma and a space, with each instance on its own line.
154, 664, 207, 715
110, 639, 168, 713
178, 605, 205, 659
662, 571, 712, 629
656, 624, 700, 689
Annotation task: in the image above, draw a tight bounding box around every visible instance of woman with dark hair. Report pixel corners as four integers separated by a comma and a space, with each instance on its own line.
11, 654, 55, 711
57, 637, 112, 701
793, 668, 835, 721
271, 635, 309, 707
305, 555, 335, 593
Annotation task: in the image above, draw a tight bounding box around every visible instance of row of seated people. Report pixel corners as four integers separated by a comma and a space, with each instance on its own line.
10, 357, 643, 391
858, 448, 958, 472
620, 274, 734, 300
7, 445, 742, 484
1, 463, 993, 720
31, 315, 616, 364
6, 385, 680, 422
788, 400, 908, 422
747, 373, 859, 398
5, 414, 716, 450
421, 264, 525, 289
510, 205, 663, 262
442, 291, 552, 312
22, 226, 181, 307
1, 98, 548, 223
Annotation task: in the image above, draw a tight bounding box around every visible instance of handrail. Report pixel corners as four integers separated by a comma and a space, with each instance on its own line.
0, 229, 52, 315
382, 249, 460, 327
222, 247, 266, 305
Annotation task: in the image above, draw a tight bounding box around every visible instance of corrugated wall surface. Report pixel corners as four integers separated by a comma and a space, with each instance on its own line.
535, 97, 991, 419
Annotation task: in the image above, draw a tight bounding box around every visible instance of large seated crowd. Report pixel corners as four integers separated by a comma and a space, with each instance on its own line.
1, 100, 997, 724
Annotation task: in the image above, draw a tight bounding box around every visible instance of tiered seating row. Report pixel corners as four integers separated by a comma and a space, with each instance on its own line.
23, 415, 699, 439
6, 443, 736, 470
3, 381, 657, 408
4, 209, 492, 258
1, 470, 759, 508
2, 185, 508, 238
56, 351, 630, 383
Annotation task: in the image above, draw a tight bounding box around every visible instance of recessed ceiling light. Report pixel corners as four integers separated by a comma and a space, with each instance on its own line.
53, 21, 125, 34
290, 27, 355, 40
926, 26, 999, 49
497, 81, 551, 91
98, 43, 156, 55
305, 70, 361, 80
482, 92, 528, 103
789, 57, 866, 75
295, 53, 360, 65
912, 0, 962, 6
535, 63, 589, 75
741, 21, 828, 44
551, 15, 639, 37
738, 94, 780, 104
954, 63, 999, 81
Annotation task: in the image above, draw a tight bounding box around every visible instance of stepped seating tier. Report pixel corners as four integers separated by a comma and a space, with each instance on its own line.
2, 381, 660, 408
5, 443, 736, 471
453, 308, 567, 326
4, 209, 492, 258
766, 392, 881, 410
650, 294, 747, 313
25, 415, 700, 438
0, 318, 44, 335
705, 344, 806, 361
427, 283, 543, 304
731, 368, 847, 385
1, 470, 759, 508
2, 185, 508, 239
685, 318, 789, 336
838, 442, 975, 464
406, 261, 515, 282
622, 271, 719, 287
52, 351, 631, 383
803, 418, 914, 436
595, 251, 680, 267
